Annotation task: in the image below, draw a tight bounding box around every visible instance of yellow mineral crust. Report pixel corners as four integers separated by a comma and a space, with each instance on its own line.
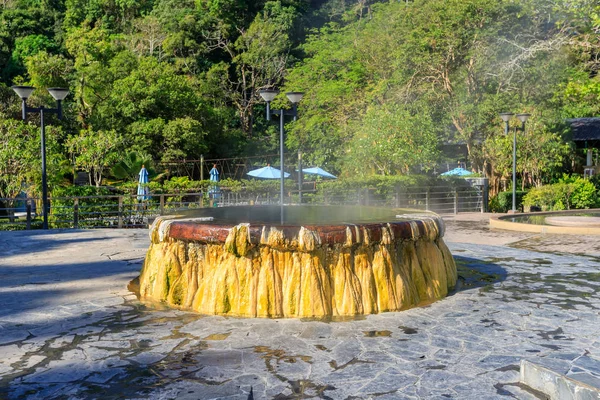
138, 217, 457, 318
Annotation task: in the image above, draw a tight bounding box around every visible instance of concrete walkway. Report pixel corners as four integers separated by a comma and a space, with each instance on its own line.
0, 214, 599, 399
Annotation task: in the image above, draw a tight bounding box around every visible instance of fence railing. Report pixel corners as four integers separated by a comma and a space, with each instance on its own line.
0, 186, 484, 230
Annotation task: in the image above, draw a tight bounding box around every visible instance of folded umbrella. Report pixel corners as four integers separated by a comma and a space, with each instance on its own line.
209, 165, 219, 182
137, 166, 149, 201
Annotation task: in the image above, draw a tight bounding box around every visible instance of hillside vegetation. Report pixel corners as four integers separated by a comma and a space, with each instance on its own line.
1, 0, 599, 197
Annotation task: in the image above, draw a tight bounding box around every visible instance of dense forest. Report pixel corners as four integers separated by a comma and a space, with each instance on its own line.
1, 0, 599, 198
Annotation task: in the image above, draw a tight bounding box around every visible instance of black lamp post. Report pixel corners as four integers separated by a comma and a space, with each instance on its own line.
499, 112, 530, 213
259, 89, 304, 222
12, 86, 69, 229
297, 149, 303, 204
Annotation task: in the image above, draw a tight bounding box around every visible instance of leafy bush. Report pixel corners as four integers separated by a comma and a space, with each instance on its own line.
53, 186, 115, 197
489, 191, 527, 213
163, 177, 197, 192
523, 185, 563, 211
220, 178, 244, 193
52, 186, 117, 227
589, 174, 600, 190
0, 220, 44, 230
523, 175, 599, 211
563, 175, 599, 209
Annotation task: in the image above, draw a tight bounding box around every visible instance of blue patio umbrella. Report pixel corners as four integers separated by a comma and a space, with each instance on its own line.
247, 165, 290, 179
302, 167, 337, 179
440, 167, 474, 177
137, 166, 149, 201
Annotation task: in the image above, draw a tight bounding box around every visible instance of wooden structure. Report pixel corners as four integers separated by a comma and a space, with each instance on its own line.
567, 118, 600, 177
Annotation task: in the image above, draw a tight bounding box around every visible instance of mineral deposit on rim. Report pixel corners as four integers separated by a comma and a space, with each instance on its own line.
138, 212, 457, 318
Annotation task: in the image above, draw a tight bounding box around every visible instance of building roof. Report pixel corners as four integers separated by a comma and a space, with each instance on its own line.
566, 118, 600, 141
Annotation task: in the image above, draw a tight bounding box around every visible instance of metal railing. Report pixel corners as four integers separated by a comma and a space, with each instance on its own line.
311, 186, 483, 214
0, 186, 484, 230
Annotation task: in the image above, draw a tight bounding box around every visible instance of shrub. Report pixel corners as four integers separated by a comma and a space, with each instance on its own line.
589, 174, 600, 191
52, 186, 117, 227
561, 175, 598, 209
0, 220, 44, 230
489, 191, 527, 213
523, 175, 599, 211
523, 185, 563, 211
163, 176, 201, 192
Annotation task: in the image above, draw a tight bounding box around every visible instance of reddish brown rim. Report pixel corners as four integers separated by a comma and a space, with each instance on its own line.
166, 218, 441, 246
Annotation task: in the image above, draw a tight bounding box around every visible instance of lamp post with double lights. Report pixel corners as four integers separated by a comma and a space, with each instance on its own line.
499, 112, 531, 214
11, 86, 69, 229
259, 89, 304, 223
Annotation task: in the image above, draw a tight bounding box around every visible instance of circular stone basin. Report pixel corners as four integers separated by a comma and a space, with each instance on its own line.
490, 209, 600, 235
138, 205, 457, 318
545, 216, 600, 227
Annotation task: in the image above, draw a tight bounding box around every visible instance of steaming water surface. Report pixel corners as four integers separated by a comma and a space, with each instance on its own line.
177, 205, 430, 226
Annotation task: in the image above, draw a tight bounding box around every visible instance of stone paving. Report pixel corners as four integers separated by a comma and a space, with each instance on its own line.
0, 215, 599, 399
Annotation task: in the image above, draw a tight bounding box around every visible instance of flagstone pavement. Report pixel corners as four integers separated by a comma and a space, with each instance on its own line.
0, 213, 599, 399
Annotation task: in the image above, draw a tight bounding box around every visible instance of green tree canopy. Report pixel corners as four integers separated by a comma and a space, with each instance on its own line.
0, 0, 598, 197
